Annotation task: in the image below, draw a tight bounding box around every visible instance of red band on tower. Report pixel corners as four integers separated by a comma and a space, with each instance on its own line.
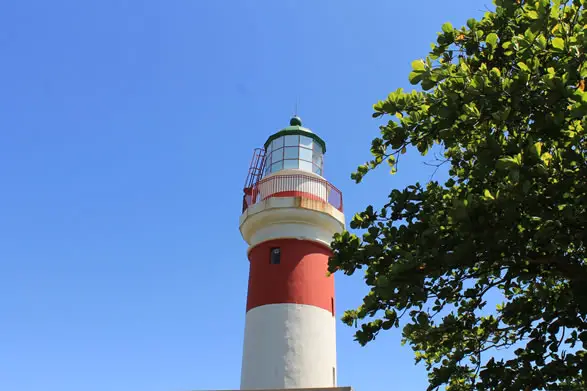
246, 239, 334, 313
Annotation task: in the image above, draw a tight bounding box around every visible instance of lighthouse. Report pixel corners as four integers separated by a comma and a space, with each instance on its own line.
239, 117, 346, 390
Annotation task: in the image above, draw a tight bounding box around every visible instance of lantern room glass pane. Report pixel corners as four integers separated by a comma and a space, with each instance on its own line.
272, 147, 283, 161
272, 137, 284, 150
300, 135, 313, 148
283, 159, 298, 170
313, 164, 322, 176
284, 147, 298, 159
312, 151, 323, 165
271, 161, 283, 172
300, 147, 312, 161
284, 135, 298, 146
313, 142, 323, 154
299, 160, 313, 172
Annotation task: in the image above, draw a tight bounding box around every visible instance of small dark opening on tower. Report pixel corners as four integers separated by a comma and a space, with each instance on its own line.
332, 366, 336, 386
331, 297, 335, 316
270, 247, 281, 264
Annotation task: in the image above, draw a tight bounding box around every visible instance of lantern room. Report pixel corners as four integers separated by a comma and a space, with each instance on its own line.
263, 117, 326, 177
242, 117, 343, 214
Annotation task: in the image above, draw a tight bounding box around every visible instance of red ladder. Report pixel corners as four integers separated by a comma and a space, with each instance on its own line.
242, 148, 266, 212
244, 148, 266, 189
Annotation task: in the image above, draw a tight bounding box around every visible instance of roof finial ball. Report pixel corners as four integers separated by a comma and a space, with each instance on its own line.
290, 116, 302, 127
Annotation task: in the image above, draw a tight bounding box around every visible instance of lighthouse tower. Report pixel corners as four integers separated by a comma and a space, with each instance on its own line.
239, 117, 345, 390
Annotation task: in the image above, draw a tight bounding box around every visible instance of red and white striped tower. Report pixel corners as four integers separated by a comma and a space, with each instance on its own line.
239, 117, 345, 390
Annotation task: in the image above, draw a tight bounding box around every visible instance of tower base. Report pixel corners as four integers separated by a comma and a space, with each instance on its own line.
241, 304, 337, 390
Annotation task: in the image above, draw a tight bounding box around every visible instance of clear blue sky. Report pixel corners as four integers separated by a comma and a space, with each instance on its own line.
0, 1, 491, 391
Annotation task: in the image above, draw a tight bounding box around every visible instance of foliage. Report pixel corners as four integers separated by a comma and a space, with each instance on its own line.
329, 1, 587, 390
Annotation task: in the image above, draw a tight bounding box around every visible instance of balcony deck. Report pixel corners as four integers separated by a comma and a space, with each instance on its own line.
243, 173, 343, 214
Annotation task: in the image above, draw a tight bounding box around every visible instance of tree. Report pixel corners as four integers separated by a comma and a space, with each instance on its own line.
328, 1, 587, 390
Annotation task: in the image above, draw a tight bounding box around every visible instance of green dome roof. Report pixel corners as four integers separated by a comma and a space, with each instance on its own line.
290, 116, 302, 126
264, 117, 326, 152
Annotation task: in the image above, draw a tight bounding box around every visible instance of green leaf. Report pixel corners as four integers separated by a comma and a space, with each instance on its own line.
421, 79, 436, 91
496, 156, 520, 170
517, 62, 530, 72
417, 312, 429, 325
529, 142, 542, 158
411, 59, 425, 72
486, 33, 498, 48
408, 72, 423, 85
552, 37, 565, 50
408, 60, 426, 85
442, 22, 454, 34
527, 10, 539, 20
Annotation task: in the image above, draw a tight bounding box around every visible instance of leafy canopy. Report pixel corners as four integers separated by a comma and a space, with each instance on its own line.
329, 0, 587, 390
